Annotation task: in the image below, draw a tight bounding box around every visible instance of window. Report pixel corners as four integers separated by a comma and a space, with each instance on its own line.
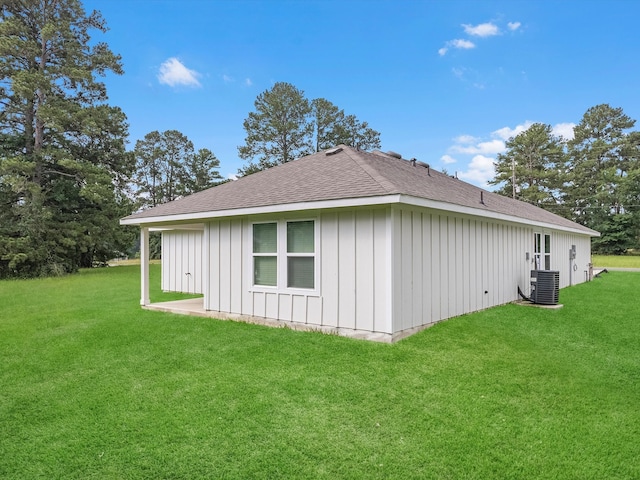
287, 220, 315, 289
252, 219, 316, 291
253, 223, 277, 286
544, 234, 551, 270
533, 232, 551, 270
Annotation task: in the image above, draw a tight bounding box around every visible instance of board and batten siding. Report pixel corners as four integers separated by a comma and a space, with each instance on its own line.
161, 229, 203, 294
200, 204, 593, 338
549, 231, 592, 288
204, 207, 392, 334
390, 206, 533, 335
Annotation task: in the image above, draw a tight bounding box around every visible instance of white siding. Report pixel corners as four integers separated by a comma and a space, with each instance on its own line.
430, 214, 441, 321
200, 204, 592, 338
207, 219, 244, 315
208, 222, 220, 310
320, 211, 339, 325
161, 230, 203, 294
218, 220, 232, 313
337, 210, 356, 329
390, 206, 535, 335
322, 207, 391, 333
549, 231, 593, 288
355, 210, 375, 332
205, 207, 392, 334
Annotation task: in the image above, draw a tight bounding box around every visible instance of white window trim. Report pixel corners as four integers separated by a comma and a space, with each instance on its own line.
250, 217, 320, 295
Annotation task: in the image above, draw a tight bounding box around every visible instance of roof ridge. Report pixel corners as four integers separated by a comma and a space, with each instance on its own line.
342, 147, 399, 194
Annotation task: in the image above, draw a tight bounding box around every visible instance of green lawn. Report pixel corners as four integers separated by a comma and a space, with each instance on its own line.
1, 266, 639, 479
592, 254, 640, 268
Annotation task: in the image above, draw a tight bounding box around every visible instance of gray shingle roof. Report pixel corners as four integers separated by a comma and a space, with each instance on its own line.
122, 145, 597, 235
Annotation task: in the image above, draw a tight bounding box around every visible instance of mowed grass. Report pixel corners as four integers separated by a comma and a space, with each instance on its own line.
1, 267, 639, 479
592, 254, 640, 268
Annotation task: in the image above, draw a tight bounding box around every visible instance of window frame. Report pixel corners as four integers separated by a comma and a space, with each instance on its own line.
250, 217, 319, 295
252, 221, 278, 288
285, 220, 316, 290
533, 232, 552, 270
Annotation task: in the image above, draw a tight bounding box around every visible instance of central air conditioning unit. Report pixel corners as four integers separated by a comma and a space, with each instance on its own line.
530, 270, 560, 305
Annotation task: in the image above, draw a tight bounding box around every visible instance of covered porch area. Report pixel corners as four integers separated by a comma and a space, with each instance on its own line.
138, 224, 205, 306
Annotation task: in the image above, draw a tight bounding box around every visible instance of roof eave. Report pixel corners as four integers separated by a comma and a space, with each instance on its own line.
119, 194, 403, 226
398, 195, 599, 236
120, 192, 599, 236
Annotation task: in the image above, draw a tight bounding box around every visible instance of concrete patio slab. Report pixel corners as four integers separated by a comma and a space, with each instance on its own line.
143, 298, 397, 342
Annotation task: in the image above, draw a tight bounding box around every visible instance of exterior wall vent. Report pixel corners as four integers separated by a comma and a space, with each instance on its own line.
530, 270, 560, 305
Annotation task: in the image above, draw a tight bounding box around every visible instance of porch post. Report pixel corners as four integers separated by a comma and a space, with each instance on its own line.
140, 227, 150, 306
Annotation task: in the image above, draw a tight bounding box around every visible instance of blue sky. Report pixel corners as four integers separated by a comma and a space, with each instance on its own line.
84, 0, 640, 187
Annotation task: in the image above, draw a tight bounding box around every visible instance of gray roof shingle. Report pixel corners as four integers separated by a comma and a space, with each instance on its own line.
121, 145, 597, 235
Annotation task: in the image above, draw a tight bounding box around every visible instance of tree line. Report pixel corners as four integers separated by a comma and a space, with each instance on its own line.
0, 0, 131, 277
0, 1, 381, 278
490, 104, 640, 254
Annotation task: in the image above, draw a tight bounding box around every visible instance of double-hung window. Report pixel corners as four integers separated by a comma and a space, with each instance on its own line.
286, 220, 315, 289
252, 219, 316, 291
253, 222, 278, 286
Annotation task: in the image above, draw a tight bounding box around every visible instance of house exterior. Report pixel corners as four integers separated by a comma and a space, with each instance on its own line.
121, 145, 599, 342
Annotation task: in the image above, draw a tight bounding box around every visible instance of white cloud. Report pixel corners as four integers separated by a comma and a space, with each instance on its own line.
439, 39, 475, 56
491, 121, 534, 141
445, 119, 560, 188
463, 22, 500, 37
158, 57, 201, 87
454, 134, 477, 144
458, 155, 496, 186
451, 39, 475, 49
450, 139, 505, 155
244, 78, 253, 87
507, 21, 522, 31
440, 20, 523, 57
552, 122, 575, 140
441, 154, 457, 164
222, 74, 234, 83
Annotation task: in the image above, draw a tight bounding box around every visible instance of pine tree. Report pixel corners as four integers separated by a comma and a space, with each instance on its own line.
0, 0, 131, 277
238, 84, 381, 175
238, 82, 313, 175
566, 104, 636, 235
489, 123, 565, 209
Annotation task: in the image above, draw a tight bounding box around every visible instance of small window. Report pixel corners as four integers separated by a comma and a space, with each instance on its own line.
253, 223, 277, 286
287, 220, 315, 289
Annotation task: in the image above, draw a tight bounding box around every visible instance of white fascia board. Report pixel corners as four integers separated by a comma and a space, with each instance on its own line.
148, 223, 205, 232
398, 195, 598, 237
119, 195, 402, 226
120, 193, 597, 237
